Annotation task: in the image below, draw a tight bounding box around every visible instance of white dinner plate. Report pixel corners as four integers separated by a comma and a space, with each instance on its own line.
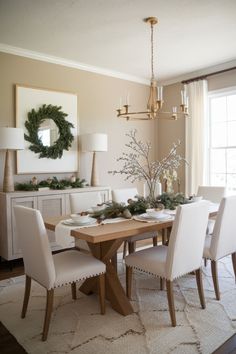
163, 209, 176, 216
134, 214, 172, 222
141, 213, 172, 220
62, 217, 97, 226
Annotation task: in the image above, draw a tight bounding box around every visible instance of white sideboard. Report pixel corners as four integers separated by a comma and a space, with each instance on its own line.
0, 186, 111, 261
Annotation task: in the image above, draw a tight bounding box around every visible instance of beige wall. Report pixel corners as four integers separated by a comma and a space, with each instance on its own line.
0, 52, 157, 194
208, 70, 236, 91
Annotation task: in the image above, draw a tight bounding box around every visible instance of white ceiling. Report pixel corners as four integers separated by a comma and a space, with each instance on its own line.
0, 0, 236, 84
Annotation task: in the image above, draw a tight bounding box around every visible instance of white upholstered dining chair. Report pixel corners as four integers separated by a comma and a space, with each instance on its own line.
69, 192, 102, 251
197, 186, 226, 203
125, 201, 210, 327
14, 205, 106, 341
203, 195, 236, 300
198, 185, 226, 238
112, 188, 158, 257
70, 192, 103, 213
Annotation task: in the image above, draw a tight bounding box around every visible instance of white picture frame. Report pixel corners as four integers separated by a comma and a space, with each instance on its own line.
16, 85, 78, 174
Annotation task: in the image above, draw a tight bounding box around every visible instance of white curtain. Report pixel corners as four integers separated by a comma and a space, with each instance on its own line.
185, 80, 208, 196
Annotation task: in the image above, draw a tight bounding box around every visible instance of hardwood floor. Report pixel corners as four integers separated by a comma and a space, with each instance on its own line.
0, 321, 27, 354
0, 258, 24, 281
212, 334, 236, 354
0, 241, 236, 353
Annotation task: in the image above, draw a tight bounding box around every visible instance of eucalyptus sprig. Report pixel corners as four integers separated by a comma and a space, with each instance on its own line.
91, 201, 131, 219
156, 192, 188, 210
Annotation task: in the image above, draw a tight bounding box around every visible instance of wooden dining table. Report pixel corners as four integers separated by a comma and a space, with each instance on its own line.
44, 206, 218, 317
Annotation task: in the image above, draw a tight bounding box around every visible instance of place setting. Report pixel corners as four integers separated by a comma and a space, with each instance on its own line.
56, 203, 132, 248
55, 212, 100, 248
133, 207, 174, 223
62, 213, 98, 227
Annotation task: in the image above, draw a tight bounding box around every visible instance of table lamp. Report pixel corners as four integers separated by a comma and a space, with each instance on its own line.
0, 127, 24, 192
81, 133, 108, 186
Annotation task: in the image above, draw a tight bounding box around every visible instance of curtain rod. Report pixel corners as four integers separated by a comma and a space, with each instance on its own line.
181, 66, 236, 85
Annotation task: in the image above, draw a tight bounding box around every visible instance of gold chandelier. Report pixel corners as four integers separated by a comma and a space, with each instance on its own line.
117, 17, 189, 120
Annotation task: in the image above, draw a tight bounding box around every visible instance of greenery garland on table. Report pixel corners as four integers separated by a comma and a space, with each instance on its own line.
24, 104, 74, 159
15, 177, 87, 191
90, 192, 189, 220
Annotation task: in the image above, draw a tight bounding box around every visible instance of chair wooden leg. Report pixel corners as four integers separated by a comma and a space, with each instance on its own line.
204, 258, 208, 267
152, 235, 158, 246
123, 240, 128, 259
21, 275, 31, 318
195, 268, 206, 309
128, 241, 135, 254
126, 266, 133, 299
166, 280, 176, 327
42, 289, 54, 341
232, 253, 236, 280
71, 282, 77, 300
160, 277, 164, 290
98, 273, 105, 314
211, 260, 220, 300
166, 227, 171, 245
161, 229, 166, 245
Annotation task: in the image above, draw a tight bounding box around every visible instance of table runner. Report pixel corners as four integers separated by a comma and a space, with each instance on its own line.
55, 217, 129, 248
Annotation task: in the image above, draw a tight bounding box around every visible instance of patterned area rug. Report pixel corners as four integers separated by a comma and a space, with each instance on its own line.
0, 255, 235, 354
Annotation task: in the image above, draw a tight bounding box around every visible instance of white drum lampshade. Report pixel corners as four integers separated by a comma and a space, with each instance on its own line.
0, 127, 25, 192
81, 133, 108, 186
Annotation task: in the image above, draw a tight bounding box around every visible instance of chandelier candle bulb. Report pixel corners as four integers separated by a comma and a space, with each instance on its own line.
181, 90, 185, 105
184, 93, 187, 105
183, 89, 188, 105
172, 106, 177, 113
172, 106, 177, 120
157, 86, 163, 100
186, 97, 189, 107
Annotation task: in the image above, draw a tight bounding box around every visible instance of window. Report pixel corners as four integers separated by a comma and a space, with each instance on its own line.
208, 88, 236, 190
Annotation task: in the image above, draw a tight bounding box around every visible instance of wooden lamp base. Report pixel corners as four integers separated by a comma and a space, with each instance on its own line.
90, 151, 99, 187
3, 150, 14, 192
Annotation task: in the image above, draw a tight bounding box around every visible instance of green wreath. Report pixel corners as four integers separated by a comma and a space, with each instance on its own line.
24, 104, 74, 159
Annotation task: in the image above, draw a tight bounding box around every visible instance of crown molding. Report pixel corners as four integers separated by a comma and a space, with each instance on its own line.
0, 43, 149, 85
160, 59, 236, 86
1, 43, 235, 87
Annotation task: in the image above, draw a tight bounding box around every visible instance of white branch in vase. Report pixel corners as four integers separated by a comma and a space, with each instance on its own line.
108, 130, 187, 199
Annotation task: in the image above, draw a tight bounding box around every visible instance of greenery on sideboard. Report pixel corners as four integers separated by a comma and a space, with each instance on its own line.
15, 176, 87, 191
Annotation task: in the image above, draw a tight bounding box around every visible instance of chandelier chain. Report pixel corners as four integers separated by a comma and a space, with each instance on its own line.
151, 22, 154, 79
